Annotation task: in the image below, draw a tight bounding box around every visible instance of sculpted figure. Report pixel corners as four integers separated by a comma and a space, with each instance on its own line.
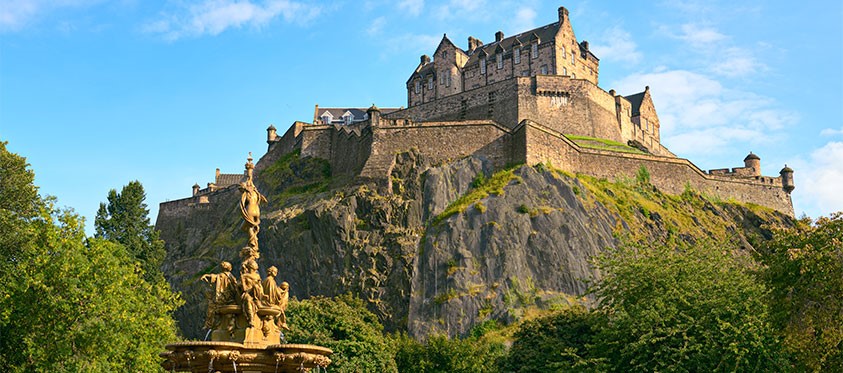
240, 259, 265, 328
262, 267, 291, 331
239, 154, 267, 250
201, 261, 238, 329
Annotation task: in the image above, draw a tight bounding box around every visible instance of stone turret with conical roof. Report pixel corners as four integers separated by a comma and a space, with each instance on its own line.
780, 165, 795, 193
744, 152, 761, 177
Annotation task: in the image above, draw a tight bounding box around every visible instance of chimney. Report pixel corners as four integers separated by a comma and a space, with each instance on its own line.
420, 54, 431, 64
215, 168, 221, 181
495, 31, 504, 42
558, 6, 569, 23
468, 36, 483, 52
582, 40, 589, 51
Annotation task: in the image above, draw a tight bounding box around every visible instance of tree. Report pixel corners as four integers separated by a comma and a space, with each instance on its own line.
393, 332, 507, 373
285, 294, 397, 372
499, 305, 605, 372
95, 181, 166, 283
0, 141, 42, 271
590, 240, 786, 372
759, 213, 843, 372
0, 143, 182, 371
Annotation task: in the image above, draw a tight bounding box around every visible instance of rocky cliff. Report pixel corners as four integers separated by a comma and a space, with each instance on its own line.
157, 150, 792, 340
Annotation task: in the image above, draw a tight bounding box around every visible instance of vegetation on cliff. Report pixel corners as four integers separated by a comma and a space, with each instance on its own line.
0, 142, 182, 372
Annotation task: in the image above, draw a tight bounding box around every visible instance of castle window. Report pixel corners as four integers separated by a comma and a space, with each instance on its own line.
496, 53, 503, 69
480, 57, 486, 74
571, 52, 575, 64
321, 114, 331, 124
414, 80, 420, 93
428, 76, 434, 90
563, 67, 567, 76
572, 73, 576, 79
561, 46, 566, 59
521, 70, 529, 76
540, 65, 548, 75
442, 51, 448, 60
531, 42, 538, 59
514, 48, 521, 64
446, 75, 451, 87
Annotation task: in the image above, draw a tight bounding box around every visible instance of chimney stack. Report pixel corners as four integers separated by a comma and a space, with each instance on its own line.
495, 31, 504, 42
558, 6, 569, 23
420, 54, 431, 64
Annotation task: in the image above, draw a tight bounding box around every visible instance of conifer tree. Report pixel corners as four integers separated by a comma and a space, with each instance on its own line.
95, 180, 166, 283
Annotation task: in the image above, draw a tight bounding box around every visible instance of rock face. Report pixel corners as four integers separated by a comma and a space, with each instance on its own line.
157, 151, 791, 340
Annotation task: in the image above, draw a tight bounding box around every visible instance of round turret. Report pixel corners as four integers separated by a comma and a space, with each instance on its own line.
780, 165, 795, 193
192, 183, 201, 196
367, 104, 381, 125
266, 124, 277, 144
744, 152, 761, 177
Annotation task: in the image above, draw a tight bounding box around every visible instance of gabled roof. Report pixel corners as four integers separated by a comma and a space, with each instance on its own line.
316, 107, 401, 123
624, 91, 646, 116
465, 22, 562, 65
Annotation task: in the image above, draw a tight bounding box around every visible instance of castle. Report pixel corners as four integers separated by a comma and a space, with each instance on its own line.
164, 6, 795, 216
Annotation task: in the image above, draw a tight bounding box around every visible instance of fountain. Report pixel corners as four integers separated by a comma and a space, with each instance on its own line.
160, 154, 332, 372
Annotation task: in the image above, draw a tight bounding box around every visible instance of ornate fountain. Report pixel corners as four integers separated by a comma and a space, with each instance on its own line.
161, 154, 332, 372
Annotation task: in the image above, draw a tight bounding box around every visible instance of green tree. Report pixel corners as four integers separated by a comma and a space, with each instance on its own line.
590, 240, 786, 372
393, 332, 507, 373
285, 294, 397, 372
0, 141, 42, 272
95, 180, 166, 283
0, 144, 182, 371
500, 305, 605, 372
759, 213, 843, 372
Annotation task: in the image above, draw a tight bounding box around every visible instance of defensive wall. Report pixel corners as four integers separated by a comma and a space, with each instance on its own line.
248, 111, 794, 215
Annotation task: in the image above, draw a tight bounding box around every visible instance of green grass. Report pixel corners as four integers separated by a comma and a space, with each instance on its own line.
431, 165, 523, 225
565, 134, 647, 155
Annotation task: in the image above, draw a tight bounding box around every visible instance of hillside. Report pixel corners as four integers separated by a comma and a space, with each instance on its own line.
156, 150, 793, 340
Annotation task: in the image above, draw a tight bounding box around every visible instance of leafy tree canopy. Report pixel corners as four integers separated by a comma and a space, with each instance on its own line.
0, 143, 182, 371
759, 213, 843, 371
285, 294, 397, 372
95, 180, 166, 283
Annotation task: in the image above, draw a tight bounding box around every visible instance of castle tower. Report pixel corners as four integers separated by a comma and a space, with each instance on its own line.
192, 183, 200, 196
780, 165, 795, 193
367, 104, 381, 126
267, 124, 277, 144
744, 152, 761, 176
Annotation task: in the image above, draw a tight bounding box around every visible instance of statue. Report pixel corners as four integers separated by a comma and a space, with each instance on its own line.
239, 153, 267, 250
240, 259, 265, 328
201, 261, 238, 329
262, 266, 290, 331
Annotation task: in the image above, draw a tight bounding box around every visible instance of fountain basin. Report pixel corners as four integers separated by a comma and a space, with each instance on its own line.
160, 341, 332, 373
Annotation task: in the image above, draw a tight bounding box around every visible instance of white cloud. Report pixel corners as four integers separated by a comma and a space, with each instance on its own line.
0, 0, 105, 32
676, 23, 727, 46
367, 16, 385, 36
612, 69, 796, 157
508, 7, 536, 33
708, 47, 764, 77
796, 141, 843, 216
434, 0, 488, 21
380, 32, 440, 58
820, 126, 843, 136
398, 0, 423, 16
590, 26, 642, 64
143, 0, 321, 40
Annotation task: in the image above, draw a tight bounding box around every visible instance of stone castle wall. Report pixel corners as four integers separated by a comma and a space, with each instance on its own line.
521, 121, 793, 215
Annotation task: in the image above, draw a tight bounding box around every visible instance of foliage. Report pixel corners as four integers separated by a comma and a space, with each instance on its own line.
758, 213, 843, 371
393, 332, 507, 373
590, 240, 786, 372
285, 294, 397, 372
565, 135, 646, 154
0, 141, 43, 275
95, 181, 166, 283
500, 305, 605, 372
0, 143, 182, 372
432, 165, 522, 225
635, 165, 650, 185
259, 148, 332, 204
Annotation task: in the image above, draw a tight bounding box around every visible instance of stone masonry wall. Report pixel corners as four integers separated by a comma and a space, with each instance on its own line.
523, 122, 794, 215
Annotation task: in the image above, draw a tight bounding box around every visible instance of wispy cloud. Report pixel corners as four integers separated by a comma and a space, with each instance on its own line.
142, 0, 321, 41
820, 126, 843, 136
367, 16, 386, 36
0, 0, 105, 32
507, 7, 536, 33
675, 23, 727, 46
398, 0, 424, 16
590, 26, 642, 64
796, 141, 843, 216
612, 69, 796, 157
433, 0, 488, 21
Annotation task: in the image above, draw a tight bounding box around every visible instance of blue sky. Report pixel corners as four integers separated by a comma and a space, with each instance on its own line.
1, 0, 841, 234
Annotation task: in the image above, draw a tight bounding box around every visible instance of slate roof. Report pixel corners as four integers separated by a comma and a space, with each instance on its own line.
316, 107, 400, 123
216, 173, 244, 187
465, 22, 561, 65
624, 91, 646, 116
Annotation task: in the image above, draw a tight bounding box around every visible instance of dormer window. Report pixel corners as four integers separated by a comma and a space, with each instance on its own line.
480, 57, 486, 74
321, 113, 332, 124
414, 80, 421, 93
496, 53, 503, 69
428, 76, 434, 90
343, 112, 353, 125
531, 42, 538, 59
514, 48, 521, 64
